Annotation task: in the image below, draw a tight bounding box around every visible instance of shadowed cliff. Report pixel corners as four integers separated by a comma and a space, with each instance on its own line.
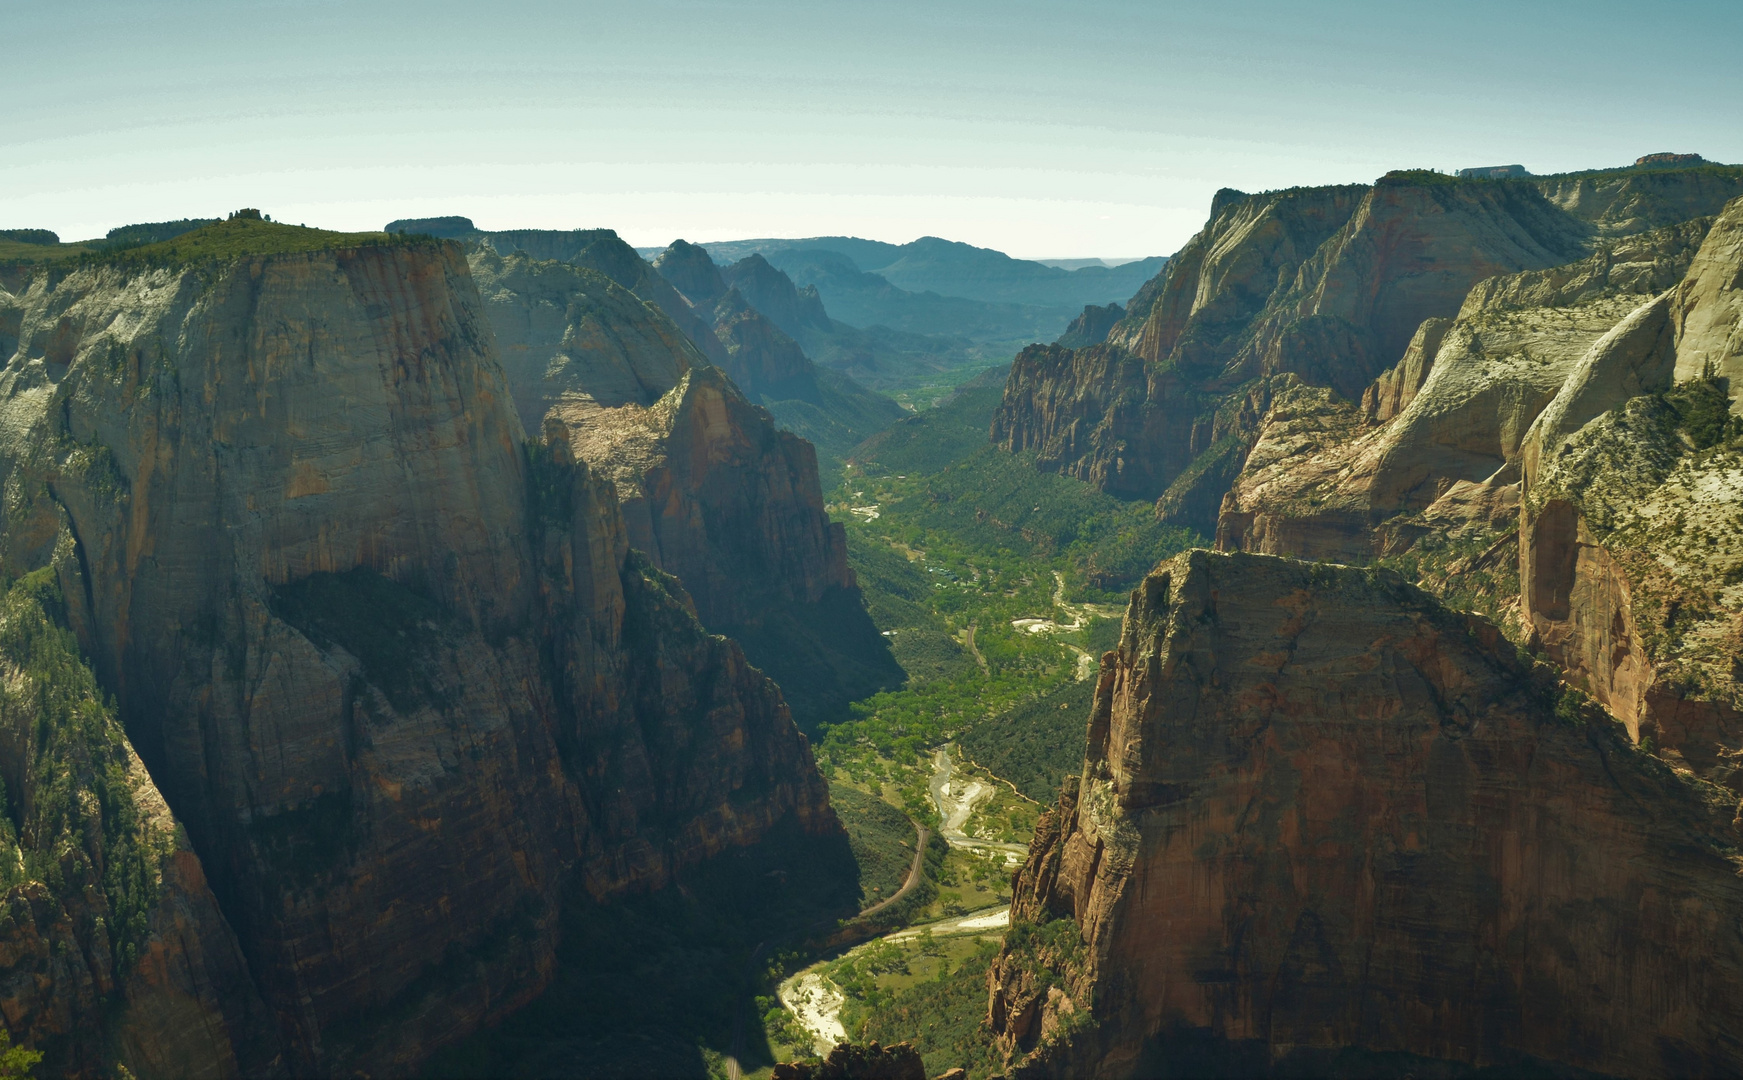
0, 217, 852, 1075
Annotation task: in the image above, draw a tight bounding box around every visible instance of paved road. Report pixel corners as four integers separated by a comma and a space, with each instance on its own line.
857, 820, 931, 918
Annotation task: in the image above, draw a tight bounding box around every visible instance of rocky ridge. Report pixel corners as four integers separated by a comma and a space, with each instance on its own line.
993, 166, 1743, 535
988, 550, 1743, 1079
0, 221, 842, 1074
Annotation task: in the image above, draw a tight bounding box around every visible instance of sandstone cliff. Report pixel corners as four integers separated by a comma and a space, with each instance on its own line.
469, 247, 702, 429
469, 245, 901, 730
0, 218, 841, 1074
0, 569, 281, 1079
1214, 214, 1718, 637
651, 240, 904, 459
994, 166, 1743, 534
559, 366, 902, 730
989, 550, 1743, 1079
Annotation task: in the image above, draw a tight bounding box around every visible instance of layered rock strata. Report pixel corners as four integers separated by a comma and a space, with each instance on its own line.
989, 549, 1743, 1079
1216, 216, 1718, 588
0, 222, 839, 1073
994, 167, 1743, 532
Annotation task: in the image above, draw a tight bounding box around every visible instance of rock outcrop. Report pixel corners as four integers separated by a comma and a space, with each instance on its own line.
988, 549, 1743, 1079
559, 366, 901, 729
0, 219, 841, 1073
1477, 196, 1743, 784
469, 247, 701, 429
468, 245, 901, 729
646, 240, 905, 458
994, 167, 1743, 538
1055, 302, 1124, 349
1214, 214, 1719, 627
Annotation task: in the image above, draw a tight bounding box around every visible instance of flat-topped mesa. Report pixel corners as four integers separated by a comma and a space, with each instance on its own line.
990, 549, 1743, 1080
0, 218, 839, 1073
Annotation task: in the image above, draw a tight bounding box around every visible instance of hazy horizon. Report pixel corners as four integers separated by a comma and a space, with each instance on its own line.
7, 0, 1741, 259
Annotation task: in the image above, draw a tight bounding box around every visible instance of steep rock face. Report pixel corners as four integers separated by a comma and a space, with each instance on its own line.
651, 238, 729, 307
1671, 196, 1743, 389
0, 571, 281, 1079
1512, 197, 1743, 781
989, 550, 1743, 1079
994, 172, 1733, 517
721, 253, 833, 339
1055, 302, 1124, 349
468, 248, 699, 428
559, 367, 901, 729
0, 227, 837, 1073
650, 240, 905, 460
565, 366, 852, 625
1535, 166, 1743, 236
654, 240, 820, 400
387, 219, 733, 367
1217, 218, 1714, 581
466, 246, 899, 727
712, 289, 820, 402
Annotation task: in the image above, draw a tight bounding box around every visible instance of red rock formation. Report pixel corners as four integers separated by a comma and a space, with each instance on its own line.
0, 222, 839, 1073
989, 549, 1743, 1079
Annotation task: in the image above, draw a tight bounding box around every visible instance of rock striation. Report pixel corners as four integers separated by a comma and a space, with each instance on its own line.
994, 167, 1743, 537
988, 549, 1743, 1079
0, 220, 841, 1074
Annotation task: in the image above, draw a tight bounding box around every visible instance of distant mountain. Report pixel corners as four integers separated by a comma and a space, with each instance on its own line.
386, 217, 903, 466
682, 234, 1165, 310
763, 247, 1067, 342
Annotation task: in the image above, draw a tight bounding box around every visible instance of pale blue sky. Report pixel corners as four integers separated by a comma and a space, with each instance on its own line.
5, 0, 1739, 258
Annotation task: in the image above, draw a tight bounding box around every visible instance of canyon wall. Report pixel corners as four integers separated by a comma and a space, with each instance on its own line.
0, 222, 839, 1074
989, 549, 1743, 1079
994, 167, 1743, 536
471, 245, 902, 730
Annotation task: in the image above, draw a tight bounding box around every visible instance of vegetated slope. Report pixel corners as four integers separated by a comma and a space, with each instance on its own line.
828, 784, 918, 903
0, 570, 280, 1079
991, 164, 1743, 534
848, 370, 1201, 597
814, 361, 1196, 820
955, 617, 1120, 804
990, 551, 1743, 1080
0, 216, 852, 1073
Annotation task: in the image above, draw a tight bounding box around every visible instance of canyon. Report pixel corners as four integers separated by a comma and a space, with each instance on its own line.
4, 156, 1743, 1079
976, 161, 1743, 1078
